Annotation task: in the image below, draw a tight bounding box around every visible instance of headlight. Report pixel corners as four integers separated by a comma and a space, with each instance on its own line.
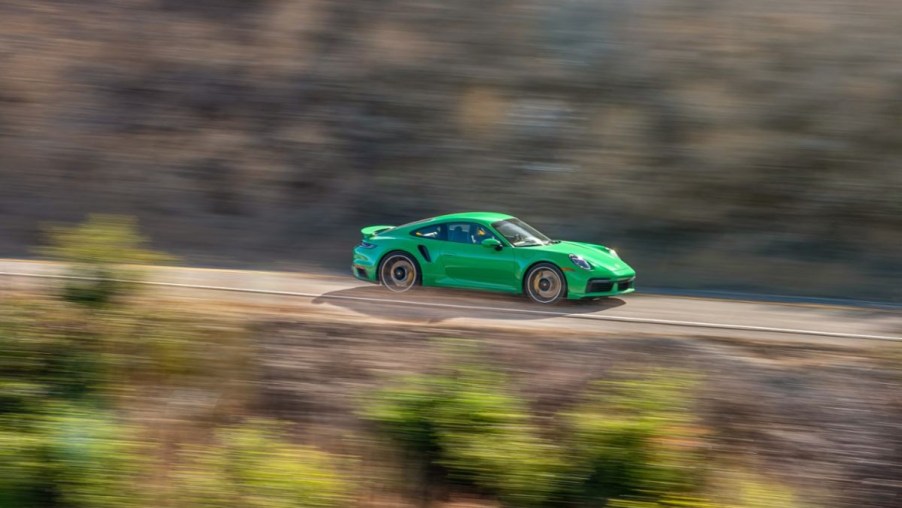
569, 254, 592, 270
359, 241, 377, 249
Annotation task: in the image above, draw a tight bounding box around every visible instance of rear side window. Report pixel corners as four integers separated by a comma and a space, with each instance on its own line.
411, 224, 445, 240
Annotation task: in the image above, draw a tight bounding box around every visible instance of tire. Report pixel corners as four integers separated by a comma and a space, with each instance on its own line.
379, 252, 420, 293
524, 263, 567, 304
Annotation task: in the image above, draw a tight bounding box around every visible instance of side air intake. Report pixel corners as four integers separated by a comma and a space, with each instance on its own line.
417, 245, 431, 262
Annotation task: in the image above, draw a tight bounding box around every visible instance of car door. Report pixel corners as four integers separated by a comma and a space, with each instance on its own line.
436, 222, 518, 291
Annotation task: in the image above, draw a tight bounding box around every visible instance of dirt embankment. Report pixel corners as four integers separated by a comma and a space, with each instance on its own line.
249, 313, 902, 508
5, 279, 901, 506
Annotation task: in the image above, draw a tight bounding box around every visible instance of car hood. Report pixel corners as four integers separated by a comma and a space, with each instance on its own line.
534, 241, 633, 274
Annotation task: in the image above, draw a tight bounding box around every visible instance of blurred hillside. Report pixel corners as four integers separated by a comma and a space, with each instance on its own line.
1, 0, 900, 300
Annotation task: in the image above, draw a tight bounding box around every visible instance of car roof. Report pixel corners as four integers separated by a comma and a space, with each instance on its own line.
391, 212, 517, 232
427, 211, 516, 223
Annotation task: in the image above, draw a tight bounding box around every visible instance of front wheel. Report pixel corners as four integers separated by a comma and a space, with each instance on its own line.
524, 263, 567, 304
379, 252, 419, 293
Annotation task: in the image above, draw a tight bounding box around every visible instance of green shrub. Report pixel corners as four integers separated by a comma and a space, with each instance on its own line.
605, 475, 803, 508
607, 497, 715, 508
442, 426, 561, 507
706, 470, 801, 508
42, 407, 148, 508
0, 294, 251, 417
363, 374, 443, 462
0, 298, 106, 409
0, 297, 251, 506
171, 419, 349, 508
0, 300, 143, 506
559, 374, 705, 506
364, 363, 560, 507
39, 214, 172, 307
0, 408, 147, 508
95, 304, 251, 400
0, 427, 47, 506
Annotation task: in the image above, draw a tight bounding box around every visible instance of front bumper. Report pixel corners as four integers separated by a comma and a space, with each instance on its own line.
565, 271, 636, 299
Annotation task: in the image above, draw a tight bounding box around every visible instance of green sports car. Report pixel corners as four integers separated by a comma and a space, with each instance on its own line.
351, 212, 636, 304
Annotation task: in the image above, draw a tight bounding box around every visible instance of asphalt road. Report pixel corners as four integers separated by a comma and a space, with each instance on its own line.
2, 259, 901, 344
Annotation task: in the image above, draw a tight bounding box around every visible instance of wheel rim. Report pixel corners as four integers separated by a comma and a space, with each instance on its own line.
381, 256, 416, 292
528, 268, 562, 303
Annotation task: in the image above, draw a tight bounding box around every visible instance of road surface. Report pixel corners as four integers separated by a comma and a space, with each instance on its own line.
2, 259, 900, 344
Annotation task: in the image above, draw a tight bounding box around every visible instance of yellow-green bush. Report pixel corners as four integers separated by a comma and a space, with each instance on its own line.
0, 294, 251, 415
366, 365, 717, 507
42, 408, 149, 508
433, 366, 562, 507
707, 470, 802, 508
95, 304, 251, 401
0, 298, 106, 408
0, 408, 147, 508
0, 427, 46, 506
0, 300, 148, 506
0, 297, 253, 507
365, 364, 561, 507
171, 419, 349, 508
607, 498, 716, 508
558, 374, 705, 506
39, 214, 172, 306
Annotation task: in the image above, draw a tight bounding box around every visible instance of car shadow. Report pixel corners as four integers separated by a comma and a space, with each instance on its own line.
312, 285, 626, 323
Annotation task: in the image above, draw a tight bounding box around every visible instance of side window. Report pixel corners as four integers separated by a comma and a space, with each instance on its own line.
447, 223, 471, 243
413, 223, 499, 244
411, 224, 445, 240
447, 223, 497, 244
473, 224, 497, 243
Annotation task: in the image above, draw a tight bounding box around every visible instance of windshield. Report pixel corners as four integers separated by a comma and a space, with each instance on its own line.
492, 218, 552, 247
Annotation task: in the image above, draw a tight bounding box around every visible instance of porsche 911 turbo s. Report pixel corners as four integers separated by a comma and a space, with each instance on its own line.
351, 212, 636, 304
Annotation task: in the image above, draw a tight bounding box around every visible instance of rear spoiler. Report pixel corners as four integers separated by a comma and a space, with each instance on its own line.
361, 225, 394, 240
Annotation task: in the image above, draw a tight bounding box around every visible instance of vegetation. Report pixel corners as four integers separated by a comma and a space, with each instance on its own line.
559, 376, 704, 505
39, 409, 148, 508
171, 420, 349, 508
364, 363, 561, 506
2, 218, 348, 507
0, 294, 149, 506
39, 214, 172, 306
365, 353, 721, 507
0, 407, 147, 508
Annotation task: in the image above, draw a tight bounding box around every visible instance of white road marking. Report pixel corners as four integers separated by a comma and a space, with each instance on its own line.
3, 271, 901, 342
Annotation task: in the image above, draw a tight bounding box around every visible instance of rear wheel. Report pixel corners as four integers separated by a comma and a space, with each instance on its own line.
524, 263, 567, 304
379, 252, 419, 293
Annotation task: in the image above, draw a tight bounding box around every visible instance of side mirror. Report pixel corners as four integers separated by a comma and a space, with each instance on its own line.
481, 238, 502, 250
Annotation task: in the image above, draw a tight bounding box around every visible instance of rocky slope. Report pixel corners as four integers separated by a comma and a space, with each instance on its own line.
1, 0, 900, 299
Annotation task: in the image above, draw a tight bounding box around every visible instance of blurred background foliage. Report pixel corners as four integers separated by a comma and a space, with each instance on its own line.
0, 0, 899, 300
